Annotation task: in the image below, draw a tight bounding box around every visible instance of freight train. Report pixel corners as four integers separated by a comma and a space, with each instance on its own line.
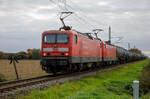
40, 12, 145, 74
40, 29, 145, 74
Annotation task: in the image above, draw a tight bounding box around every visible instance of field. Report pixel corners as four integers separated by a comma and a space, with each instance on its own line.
17, 60, 149, 99
0, 60, 47, 80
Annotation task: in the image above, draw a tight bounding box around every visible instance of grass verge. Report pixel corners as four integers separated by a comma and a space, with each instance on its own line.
139, 60, 150, 98
0, 73, 6, 82
141, 92, 150, 99
18, 60, 149, 99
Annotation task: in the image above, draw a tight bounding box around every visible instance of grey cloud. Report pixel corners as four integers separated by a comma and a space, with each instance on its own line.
0, 0, 150, 52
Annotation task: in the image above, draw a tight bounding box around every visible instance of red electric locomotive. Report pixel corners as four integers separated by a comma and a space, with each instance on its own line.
101, 41, 117, 65
41, 30, 103, 73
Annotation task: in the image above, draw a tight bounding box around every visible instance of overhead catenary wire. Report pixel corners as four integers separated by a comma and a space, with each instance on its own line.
49, 0, 110, 30
48, 0, 123, 43
49, 0, 65, 11
58, 1, 99, 29
49, 0, 98, 30
69, 0, 109, 28
66, 1, 125, 43
49, 0, 91, 31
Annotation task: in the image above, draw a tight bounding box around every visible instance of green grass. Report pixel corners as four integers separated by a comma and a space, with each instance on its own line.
18, 60, 149, 99
141, 93, 150, 99
139, 62, 150, 94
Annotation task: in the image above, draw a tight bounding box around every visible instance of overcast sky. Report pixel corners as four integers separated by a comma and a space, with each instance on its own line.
0, 0, 150, 56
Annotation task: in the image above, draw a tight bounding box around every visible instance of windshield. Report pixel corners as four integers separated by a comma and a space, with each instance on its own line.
44, 34, 69, 43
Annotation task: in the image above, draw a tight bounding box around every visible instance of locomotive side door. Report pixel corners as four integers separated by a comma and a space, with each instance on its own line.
99, 42, 103, 61
72, 34, 80, 63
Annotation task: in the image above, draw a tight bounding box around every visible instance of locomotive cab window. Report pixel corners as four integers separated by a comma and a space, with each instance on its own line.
44, 34, 69, 44
74, 35, 78, 44
57, 34, 69, 43
44, 34, 56, 43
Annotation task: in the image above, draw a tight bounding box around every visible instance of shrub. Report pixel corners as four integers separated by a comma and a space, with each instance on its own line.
139, 61, 150, 94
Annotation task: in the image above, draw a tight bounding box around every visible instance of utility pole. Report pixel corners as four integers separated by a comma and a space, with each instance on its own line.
128, 43, 130, 50
134, 45, 136, 49
109, 26, 111, 44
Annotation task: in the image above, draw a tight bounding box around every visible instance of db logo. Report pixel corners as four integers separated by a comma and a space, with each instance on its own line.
53, 48, 58, 51
54, 45, 57, 51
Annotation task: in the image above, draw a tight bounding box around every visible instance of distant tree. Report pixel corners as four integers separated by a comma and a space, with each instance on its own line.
17, 51, 27, 59
27, 49, 33, 59
129, 48, 142, 54
0, 51, 4, 59
31, 49, 41, 59
26, 49, 41, 59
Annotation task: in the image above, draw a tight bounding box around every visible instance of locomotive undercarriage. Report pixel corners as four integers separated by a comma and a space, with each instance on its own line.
41, 56, 68, 73
41, 56, 104, 74
41, 56, 142, 75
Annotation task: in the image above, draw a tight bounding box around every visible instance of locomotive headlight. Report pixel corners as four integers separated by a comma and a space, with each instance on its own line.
65, 53, 69, 56
43, 53, 46, 56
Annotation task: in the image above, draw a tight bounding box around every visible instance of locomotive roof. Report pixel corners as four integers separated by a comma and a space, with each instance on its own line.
43, 30, 101, 41
73, 30, 102, 41
43, 30, 73, 33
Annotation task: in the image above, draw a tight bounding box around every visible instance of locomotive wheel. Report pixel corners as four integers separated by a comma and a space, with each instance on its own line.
74, 64, 78, 72
67, 64, 72, 73
70, 64, 76, 72
77, 63, 83, 72
51, 66, 57, 75
45, 67, 51, 73
95, 63, 99, 68
91, 63, 95, 70
83, 63, 88, 70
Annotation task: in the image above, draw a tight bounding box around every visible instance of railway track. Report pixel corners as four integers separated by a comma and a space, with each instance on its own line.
0, 75, 54, 93
0, 61, 139, 99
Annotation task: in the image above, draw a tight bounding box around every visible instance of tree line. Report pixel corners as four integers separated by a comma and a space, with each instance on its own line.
0, 49, 41, 59
0, 48, 145, 59
128, 48, 142, 54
